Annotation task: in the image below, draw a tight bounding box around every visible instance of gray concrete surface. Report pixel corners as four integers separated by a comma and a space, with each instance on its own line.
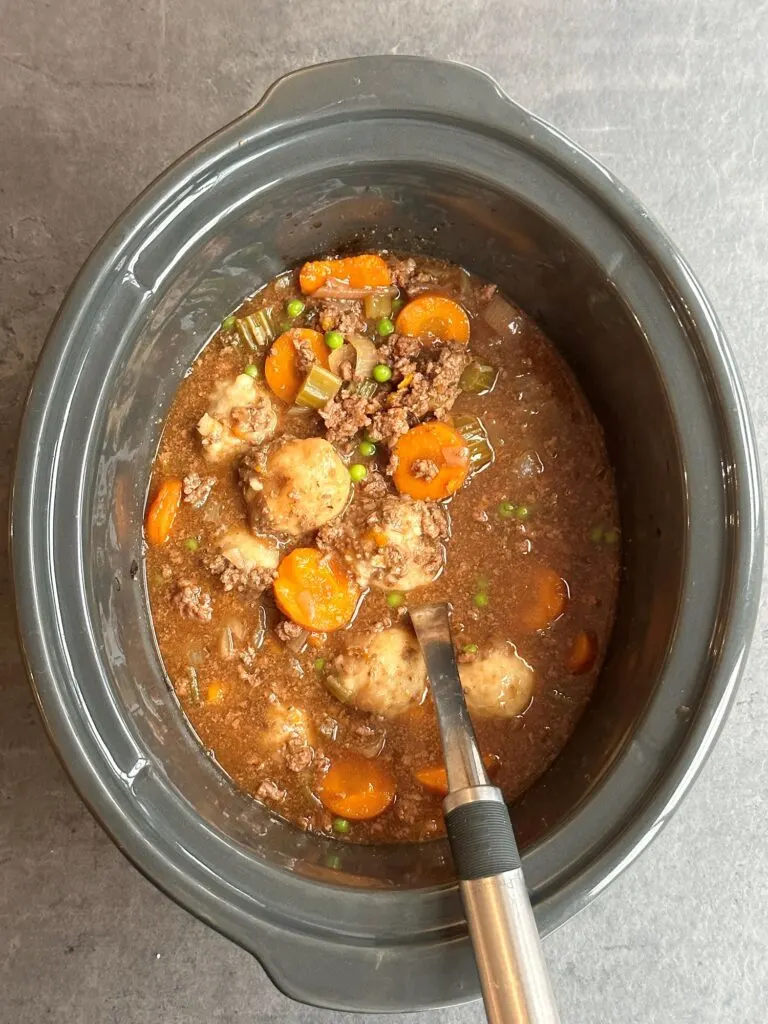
1, 1, 767, 1021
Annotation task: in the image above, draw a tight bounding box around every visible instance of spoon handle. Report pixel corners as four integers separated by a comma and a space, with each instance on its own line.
444, 789, 561, 1024
410, 603, 560, 1024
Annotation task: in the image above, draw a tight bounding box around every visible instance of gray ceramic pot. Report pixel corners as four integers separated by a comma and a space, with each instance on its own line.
11, 57, 762, 1012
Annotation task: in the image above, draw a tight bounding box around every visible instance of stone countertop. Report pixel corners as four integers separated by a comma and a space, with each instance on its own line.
1, 2, 766, 1022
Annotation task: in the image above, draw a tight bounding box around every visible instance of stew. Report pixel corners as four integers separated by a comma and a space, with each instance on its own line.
146, 252, 620, 843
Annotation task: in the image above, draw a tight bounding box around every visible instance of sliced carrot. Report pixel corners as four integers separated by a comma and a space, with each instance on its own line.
415, 754, 500, 797
316, 752, 396, 820
299, 254, 391, 295
521, 566, 569, 632
395, 293, 471, 344
393, 422, 470, 500
144, 478, 182, 546
205, 681, 225, 704
567, 631, 598, 674
264, 329, 328, 404
273, 548, 360, 632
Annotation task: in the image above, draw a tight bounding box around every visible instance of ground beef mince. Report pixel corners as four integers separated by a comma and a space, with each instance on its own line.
367, 406, 411, 450
317, 492, 449, 591
411, 458, 439, 481
182, 471, 215, 508
284, 735, 315, 772
320, 389, 379, 445
315, 298, 368, 335
475, 282, 498, 304
205, 552, 276, 595
387, 255, 416, 289
276, 619, 307, 644
256, 780, 286, 803
146, 251, 620, 846
172, 581, 213, 621
292, 336, 317, 375
383, 338, 470, 422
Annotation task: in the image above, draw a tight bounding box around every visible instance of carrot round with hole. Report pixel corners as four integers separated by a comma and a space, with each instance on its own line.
393, 421, 470, 500
273, 548, 360, 632
144, 478, 182, 546
567, 630, 598, 673
415, 754, 500, 797
395, 293, 471, 343
316, 752, 396, 820
265, 329, 328, 404
299, 254, 391, 295
521, 566, 569, 632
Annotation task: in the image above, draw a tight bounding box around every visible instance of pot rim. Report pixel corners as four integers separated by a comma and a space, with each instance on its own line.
10, 56, 763, 1012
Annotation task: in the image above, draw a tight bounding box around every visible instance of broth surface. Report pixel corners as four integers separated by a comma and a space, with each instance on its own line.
147, 253, 620, 843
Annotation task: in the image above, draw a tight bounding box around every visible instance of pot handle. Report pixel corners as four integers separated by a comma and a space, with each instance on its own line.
247, 55, 529, 135
250, 921, 479, 1013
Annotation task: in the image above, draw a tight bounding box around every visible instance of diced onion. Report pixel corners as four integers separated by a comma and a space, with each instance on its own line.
349, 334, 378, 380
482, 294, 521, 334
218, 617, 246, 660
285, 627, 310, 653
313, 284, 397, 300
186, 666, 200, 703
219, 627, 236, 660
328, 342, 355, 376
442, 444, 471, 467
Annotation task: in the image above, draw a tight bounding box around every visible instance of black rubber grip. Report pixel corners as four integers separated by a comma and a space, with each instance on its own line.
445, 800, 521, 880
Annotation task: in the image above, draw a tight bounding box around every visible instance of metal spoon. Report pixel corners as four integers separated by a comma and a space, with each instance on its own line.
410, 602, 560, 1024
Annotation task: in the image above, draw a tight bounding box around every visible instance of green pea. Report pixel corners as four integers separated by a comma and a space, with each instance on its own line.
286, 298, 305, 318
349, 463, 367, 483
590, 525, 604, 544
243, 363, 260, 378
515, 505, 530, 520
473, 591, 489, 609
603, 528, 620, 545
314, 658, 326, 674
462, 643, 479, 655
498, 500, 517, 519
386, 591, 405, 609
377, 317, 395, 337
184, 537, 200, 552
332, 817, 351, 834
358, 440, 376, 457
325, 330, 344, 350
372, 364, 393, 383
391, 296, 404, 314
221, 315, 237, 332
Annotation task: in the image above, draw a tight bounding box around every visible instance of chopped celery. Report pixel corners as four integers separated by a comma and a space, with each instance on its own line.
365, 293, 392, 319
295, 365, 342, 409
460, 360, 498, 394
236, 308, 277, 350
323, 673, 354, 704
354, 378, 380, 401
454, 414, 494, 473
